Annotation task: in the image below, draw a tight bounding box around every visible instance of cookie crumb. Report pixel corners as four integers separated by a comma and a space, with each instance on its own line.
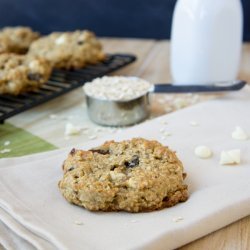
232, 126, 248, 140
194, 146, 212, 159
220, 149, 241, 165
172, 216, 184, 222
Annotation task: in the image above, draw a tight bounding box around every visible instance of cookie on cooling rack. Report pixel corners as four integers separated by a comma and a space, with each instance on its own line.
58, 138, 188, 212
28, 30, 105, 69
0, 53, 52, 95
0, 26, 40, 54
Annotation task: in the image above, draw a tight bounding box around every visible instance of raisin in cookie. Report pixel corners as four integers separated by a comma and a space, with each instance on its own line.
28, 30, 105, 69
0, 53, 52, 95
0, 26, 40, 54
58, 138, 188, 212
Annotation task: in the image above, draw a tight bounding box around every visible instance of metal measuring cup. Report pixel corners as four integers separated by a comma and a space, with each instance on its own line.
84, 79, 246, 127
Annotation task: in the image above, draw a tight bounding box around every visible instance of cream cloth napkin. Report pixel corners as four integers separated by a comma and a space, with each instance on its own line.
0, 87, 250, 250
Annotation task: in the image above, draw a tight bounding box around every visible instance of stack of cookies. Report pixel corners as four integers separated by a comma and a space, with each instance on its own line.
0, 26, 105, 95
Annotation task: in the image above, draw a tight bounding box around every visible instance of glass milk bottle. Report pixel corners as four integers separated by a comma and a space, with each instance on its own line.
170, 0, 243, 84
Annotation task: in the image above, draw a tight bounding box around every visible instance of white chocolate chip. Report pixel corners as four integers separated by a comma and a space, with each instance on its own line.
194, 146, 213, 159
220, 149, 241, 165
232, 126, 248, 140
64, 123, 81, 136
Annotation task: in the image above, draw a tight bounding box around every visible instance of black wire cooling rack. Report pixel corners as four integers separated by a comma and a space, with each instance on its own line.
0, 54, 136, 123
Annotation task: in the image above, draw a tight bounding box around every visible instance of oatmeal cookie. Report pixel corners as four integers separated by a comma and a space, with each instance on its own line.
58, 138, 188, 212
28, 30, 105, 69
0, 26, 40, 54
0, 53, 52, 95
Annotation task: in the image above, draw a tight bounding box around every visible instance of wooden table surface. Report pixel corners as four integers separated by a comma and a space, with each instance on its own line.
7, 38, 250, 249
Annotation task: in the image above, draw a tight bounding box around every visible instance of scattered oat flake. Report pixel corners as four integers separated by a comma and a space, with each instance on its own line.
83, 76, 151, 101
172, 216, 184, 222
161, 120, 168, 125
88, 135, 97, 140
159, 128, 165, 133
64, 123, 81, 136
83, 129, 91, 135
74, 220, 84, 225
109, 129, 117, 133
49, 114, 58, 119
4, 141, 10, 146
163, 131, 172, 137
189, 121, 199, 126
130, 220, 138, 223
0, 149, 11, 154
95, 127, 103, 132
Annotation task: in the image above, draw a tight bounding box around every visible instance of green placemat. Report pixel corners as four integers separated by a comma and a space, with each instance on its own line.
0, 123, 57, 158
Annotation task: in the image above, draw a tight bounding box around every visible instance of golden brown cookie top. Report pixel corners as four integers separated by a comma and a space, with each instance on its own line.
28, 30, 105, 69
0, 53, 51, 95
59, 138, 188, 212
0, 26, 40, 54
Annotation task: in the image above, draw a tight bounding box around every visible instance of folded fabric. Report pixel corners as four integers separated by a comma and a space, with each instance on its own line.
0, 207, 55, 250
0, 87, 250, 250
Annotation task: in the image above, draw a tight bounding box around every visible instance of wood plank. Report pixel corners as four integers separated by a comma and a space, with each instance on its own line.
180, 216, 250, 250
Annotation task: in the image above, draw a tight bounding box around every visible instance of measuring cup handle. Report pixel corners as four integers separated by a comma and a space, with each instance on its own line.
153, 80, 246, 93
